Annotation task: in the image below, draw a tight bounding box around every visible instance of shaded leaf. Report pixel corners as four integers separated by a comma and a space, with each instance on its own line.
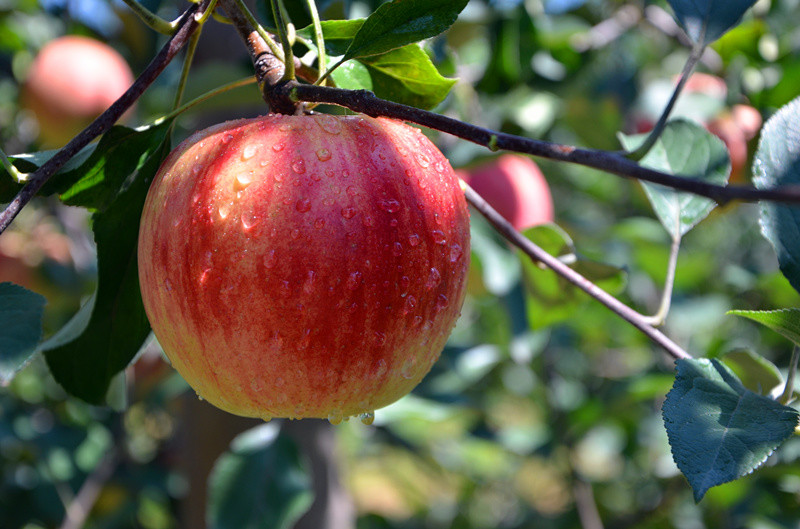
729, 309, 800, 348
343, 0, 468, 60
41, 123, 171, 404
753, 96, 800, 296
619, 120, 730, 238
663, 358, 799, 502
208, 423, 313, 529
667, 0, 757, 45
0, 282, 46, 385
720, 348, 784, 395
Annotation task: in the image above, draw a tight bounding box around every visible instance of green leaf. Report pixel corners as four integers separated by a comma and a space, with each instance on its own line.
0, 143, 98, 202
0, 282, 46, 385
208, 423, 313, 529
297, 19, 364, 57
753, 96, 800, 296
330, 59, 373, 92
662, 358, 799, 502
728, 308, 800, 348
667, 0, 758, 46
521, 224, 626, 329
343, 0, 468, 60
619, 120, 730, 239
41, 122, 171, 404
720, 349, 784, 395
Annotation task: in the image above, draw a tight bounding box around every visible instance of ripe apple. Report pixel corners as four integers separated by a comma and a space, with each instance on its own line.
458, 154, 554, 231
137, 114, 471, 422
21, 35, 135, 148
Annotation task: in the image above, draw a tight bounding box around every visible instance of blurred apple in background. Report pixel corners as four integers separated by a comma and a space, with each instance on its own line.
20, 35, 135, 148
632, 73, 762, 183
458, 154, 554, 232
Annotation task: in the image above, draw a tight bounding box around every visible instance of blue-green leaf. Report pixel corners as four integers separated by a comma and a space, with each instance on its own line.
0, 282, 45, 385
208, 423, 313, 529
619, 120, 730, 238
667, 0, 757, 46
753, 96, 800, 297
663, 358, 799, 502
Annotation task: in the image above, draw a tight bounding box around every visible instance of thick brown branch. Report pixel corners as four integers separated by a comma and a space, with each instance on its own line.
285, 82, 800, 206
0, 0, 211, 234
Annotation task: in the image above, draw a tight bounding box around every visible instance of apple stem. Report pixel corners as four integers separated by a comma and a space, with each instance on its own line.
0, 0, 211, 236
462, 182, 693, 361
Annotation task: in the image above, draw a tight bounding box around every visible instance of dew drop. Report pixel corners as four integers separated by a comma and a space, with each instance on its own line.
412, 315, 423, 327
298, 329, 311, 350
359, 411, 375, 425
449, 243, 463, 263
426, 267, 442, 289
400, 276, 411, 290
165, 278, 173, 292
199, 268, 211, 285
218, 202, 232, 219
328, 409, 344, 425
274, 172, 284, 182
315, 114, 342, 135
416, 152, 430, 168
341, 207, 356, 219
303, 270, 317, 293
392, 242, 402, 257
435, 294, 449, 312
316, 148, 332, 161
221, 133, 234, 145
346, 186, 359, 197
373, 331, 386, 346
347, 271, 362, 290
250, 378, 264, 392
431, 230, 447, 245
242, 144, 257, 160
296, 198, 312, 213
292, 158, 306, 174
235, 172, 253, 190
272, 142, 285, 152
280, 280, 291, 298
322, 197, 334, 206
291, 228, 301, 240
390, 219, 399, 227
403, 295, 417, 315
263, 249, 277, 269
375, 359, 388, 377
408, 233, 420, 247
400, 358, 416, 379
262, 415, 272, 423
241, 211, 258, 230
313, 218, 325, 230
362, 215, 375, 227
378, 198, 401, 213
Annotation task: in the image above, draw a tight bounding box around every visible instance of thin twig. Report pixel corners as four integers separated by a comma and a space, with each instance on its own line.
640, 233, 681, 327
463, 183, 692, 361
283, 82, 800, 206
59, 449, 118, 529
0, 0, 211, 235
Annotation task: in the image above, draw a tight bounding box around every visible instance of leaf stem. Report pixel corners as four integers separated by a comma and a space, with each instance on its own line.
640, 233, 681, 326
627, 43, 705, 160
305, 0, 327, 85
271, 0, 295, 82
172, 27, 203, 110
0, 147, 28, 183
155, 77, 256, 125
780, 348, 799, 405
119, 0, 177, 34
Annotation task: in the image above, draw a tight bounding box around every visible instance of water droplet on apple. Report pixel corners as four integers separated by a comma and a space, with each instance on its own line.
291, 229, 301, 240
362, 215, 375, 227
359, 411, 375, 425
346, 186, 359, 197
390, 219, 399, 227
274, 172, 284, 182
303, 270, 316, 293
165, 278, 173, 291
347, 271, 362, 290
314, 218, 325, 229
375, 358, 388, 377
431, 230, 446, 245
235, 172, 253, 189
292, 159, 306, 174
378, 198, 401, 213
391, 242, 403, 257
373, 331, 386, 346
403, 295, 417, 314
400, 276, 410, 290
435, 294, 449, 312
262, 415, 272, 423
241, 212, 258, 230
416, 153, 430, 168
316, 148, 332, 161
315, 114, 342, 135
272, 142, 285, 152
196, 393, 204, 401
277, 392, 288, 404
412, 315, 423, 327
296, 198, 312, 213
449, 243, 463, 262
218, 202, 232, 219
400, 358, 416, 379
242, 144, 257, 160
263, 249, 277, 269
408, 234, 420, 247
298, 329, 311, 350
221, 133, 233, 144
322, 197, 334, 207
341, 207, 356, 219
280, 280, 291, 298
250, 378, 264, 392
327, 409, 344, 425
426, 267, 442, 289
199, 268, 211, 284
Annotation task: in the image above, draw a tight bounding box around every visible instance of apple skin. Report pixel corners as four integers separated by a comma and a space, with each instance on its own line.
137, 114, 471, 421
21, 35, 135, 148
458, 154, 554, 231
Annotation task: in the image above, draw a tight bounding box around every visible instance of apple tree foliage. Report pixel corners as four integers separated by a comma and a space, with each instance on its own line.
2, 0, 800, 527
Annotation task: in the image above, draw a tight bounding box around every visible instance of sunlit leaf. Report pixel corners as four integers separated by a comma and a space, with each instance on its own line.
729, 308, 800, 348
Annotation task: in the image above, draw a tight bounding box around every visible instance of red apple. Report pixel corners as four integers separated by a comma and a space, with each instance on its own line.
137, 114, 471, 422
458, 154, 554, 231
21, 35, 135, 148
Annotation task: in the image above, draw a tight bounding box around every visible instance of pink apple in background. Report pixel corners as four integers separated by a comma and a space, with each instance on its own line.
458, 154, 554, 231
21, 35, 135, 148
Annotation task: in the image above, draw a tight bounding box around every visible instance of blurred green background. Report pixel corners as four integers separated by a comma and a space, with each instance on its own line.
2, 0, 800, 528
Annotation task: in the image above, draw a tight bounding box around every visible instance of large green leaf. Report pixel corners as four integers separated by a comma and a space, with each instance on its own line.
619, 120, 730, 239
0, 282, 46, 385
667, 0, 758, 46
753, 96, 800, 296
208, 423, 313, 529
342, 0, 468, 60
41, 122, 172, 404
332, 44, 456, 110
663, 358, 799, 502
